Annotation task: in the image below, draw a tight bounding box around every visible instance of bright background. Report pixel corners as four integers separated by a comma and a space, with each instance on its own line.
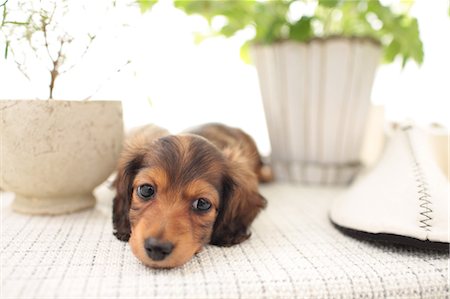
1, 0, 449, 155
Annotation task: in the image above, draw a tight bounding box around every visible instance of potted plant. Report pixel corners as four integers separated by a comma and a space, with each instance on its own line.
0, 0, 125, 214
140, 0, 423, 185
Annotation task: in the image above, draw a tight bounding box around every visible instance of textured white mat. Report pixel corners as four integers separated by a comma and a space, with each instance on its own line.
1, 184, 448, 299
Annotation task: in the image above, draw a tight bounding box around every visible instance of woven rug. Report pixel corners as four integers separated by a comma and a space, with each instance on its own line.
1, 184, 448, 299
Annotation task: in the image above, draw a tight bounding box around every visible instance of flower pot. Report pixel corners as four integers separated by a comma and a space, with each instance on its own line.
0, 100, 124, 214
251, 37, 382, 185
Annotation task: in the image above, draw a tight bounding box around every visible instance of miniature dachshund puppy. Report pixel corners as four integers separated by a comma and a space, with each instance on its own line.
112, 123, 272, 268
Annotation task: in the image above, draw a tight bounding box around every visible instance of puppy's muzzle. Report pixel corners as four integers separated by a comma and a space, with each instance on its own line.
144, 237, 174, 261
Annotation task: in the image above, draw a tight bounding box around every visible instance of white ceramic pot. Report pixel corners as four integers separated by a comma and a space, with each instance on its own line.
252, 37, 382, 185
0, 100, 123, 214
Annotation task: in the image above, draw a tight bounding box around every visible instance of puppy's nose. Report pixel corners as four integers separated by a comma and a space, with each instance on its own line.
144, 237, 174, 261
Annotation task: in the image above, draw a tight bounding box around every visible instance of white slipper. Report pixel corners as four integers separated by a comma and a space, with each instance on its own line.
330, 126, 449, 250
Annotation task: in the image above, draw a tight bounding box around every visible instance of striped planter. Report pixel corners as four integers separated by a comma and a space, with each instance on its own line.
252, 37, 381, 185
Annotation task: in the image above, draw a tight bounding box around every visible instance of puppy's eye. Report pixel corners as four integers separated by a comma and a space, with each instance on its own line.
192, 198, 212, 212
137, 184, 155, 200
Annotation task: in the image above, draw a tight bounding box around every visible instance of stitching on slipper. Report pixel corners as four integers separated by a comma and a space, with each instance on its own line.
403, 128, 433, 232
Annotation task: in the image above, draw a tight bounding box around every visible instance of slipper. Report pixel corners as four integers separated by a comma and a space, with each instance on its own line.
329, 126, 449, 251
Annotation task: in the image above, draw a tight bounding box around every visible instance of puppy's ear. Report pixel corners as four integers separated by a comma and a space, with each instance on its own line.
113, 152, 144, 242
113, 125, 168, 241
210, 163, 267, 246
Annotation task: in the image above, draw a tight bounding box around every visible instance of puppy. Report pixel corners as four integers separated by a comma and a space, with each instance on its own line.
113, 123, 271, 268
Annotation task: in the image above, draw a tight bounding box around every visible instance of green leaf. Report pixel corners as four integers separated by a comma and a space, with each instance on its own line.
138, 0, 157, 13
193, 32, 206, 45
404, 18, 423, 65
220, 23, 241, 38
240, 41, 251, 64
318, 0, 339, 8
172, 0, 423, 66
383, 39, 400, 64
385, 17, 423, 66
289, 17, 312, 42
253, 0, 289, 43
401, 55, 409, 68
4, 40, 8, 59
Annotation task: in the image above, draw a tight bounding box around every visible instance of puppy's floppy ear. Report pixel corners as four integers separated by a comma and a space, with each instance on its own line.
113, 152, 144, 242
210, 163, 267, 246
112, 124, 168, 242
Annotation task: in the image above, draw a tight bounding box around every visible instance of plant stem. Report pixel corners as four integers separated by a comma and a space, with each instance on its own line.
13, 58, 31, 81
48, 38, 65, 100
41, 2, 62, 99
4, 40, 8, 59
49, 69, 57, 99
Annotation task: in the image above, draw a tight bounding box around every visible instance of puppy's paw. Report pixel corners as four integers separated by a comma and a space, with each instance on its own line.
113, 231, 130, 242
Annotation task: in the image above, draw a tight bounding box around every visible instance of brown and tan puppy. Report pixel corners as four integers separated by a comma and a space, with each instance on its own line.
113, 123, 271, 268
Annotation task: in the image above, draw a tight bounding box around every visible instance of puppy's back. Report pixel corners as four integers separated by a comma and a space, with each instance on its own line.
188, 123, 273, 183
126, 125, 170, 148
